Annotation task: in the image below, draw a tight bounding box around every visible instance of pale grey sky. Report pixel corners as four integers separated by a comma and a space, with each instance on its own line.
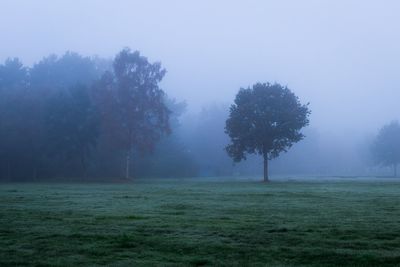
1, 0, 399, 136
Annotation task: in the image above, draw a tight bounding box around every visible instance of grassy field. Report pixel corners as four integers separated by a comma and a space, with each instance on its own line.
1, 178, 400, 266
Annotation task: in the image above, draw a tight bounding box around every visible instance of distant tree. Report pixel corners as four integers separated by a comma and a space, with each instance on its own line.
30, 51, 100, 91
225, 83, 310, 182
45, 85, 99, 177
0, 58, 28, 90
94, 48, 170, 179
27, 52, 108, 179
132, 98, 197, 178
0, 58, 33, 180
183, 104, 234, 176
371, 121, 400, 177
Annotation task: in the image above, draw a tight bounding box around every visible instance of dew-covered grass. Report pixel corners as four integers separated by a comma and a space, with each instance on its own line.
1, 177, 400, 266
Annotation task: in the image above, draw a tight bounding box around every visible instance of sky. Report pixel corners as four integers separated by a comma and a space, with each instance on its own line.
1, 0, 399, 137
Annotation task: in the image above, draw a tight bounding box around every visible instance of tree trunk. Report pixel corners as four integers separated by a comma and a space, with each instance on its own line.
263, 156, 269, 182
7, 160, 11, 181
81, 153, 87, 180
32, 166, 37, 181
125, 151, 130, 179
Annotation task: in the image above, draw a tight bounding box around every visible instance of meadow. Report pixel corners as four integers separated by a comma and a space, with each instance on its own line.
1, 177, 400, 266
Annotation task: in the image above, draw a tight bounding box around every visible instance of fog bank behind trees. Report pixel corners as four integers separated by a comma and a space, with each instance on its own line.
1, 1, 400, 179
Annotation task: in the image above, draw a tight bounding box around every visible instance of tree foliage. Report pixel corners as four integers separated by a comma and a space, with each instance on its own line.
94, 48, 170, 178
45, 85, 99, 175
371, 121, 400, 177
0, 58, 33, 180
30, 52, 100, 90
0, 49, 179, 181
225, 82, 310, 181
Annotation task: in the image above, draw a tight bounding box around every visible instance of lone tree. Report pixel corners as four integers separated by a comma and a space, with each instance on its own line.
94, 48, 170, 179
371, 121, 400, 177
225, 83, 310, 182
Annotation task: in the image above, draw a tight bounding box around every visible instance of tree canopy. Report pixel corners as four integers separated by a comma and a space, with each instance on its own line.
225, 82, 310, 181
371, 121, 400, 177
45, 85, 99, 177
94, 48, 170, 179
0, 49, 184, 181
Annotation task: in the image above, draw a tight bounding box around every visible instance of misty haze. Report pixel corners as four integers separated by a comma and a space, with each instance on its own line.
1, 1, 400, 266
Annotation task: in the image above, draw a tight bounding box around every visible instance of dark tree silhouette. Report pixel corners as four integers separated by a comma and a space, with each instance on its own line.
0, 58, 33, 180
225, 83, 310, 182
45, 85, 99, 177
371, 121, 400, 177
0, 51, 185, 181
94, 48, 170, 179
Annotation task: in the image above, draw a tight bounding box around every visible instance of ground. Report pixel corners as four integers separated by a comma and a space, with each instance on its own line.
1, 177, 400, 266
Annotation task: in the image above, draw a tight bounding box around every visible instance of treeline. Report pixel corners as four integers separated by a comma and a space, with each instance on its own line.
0, 49, 198, 181
0, 48, 397, 181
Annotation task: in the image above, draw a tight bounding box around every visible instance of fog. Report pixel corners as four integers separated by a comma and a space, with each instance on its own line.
1, 0, 399, 178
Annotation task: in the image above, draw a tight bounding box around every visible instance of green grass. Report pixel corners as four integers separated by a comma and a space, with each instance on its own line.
1, 178, 400, 266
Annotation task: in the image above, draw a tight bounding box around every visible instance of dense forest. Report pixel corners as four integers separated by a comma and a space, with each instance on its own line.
0, 49, 196, 181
